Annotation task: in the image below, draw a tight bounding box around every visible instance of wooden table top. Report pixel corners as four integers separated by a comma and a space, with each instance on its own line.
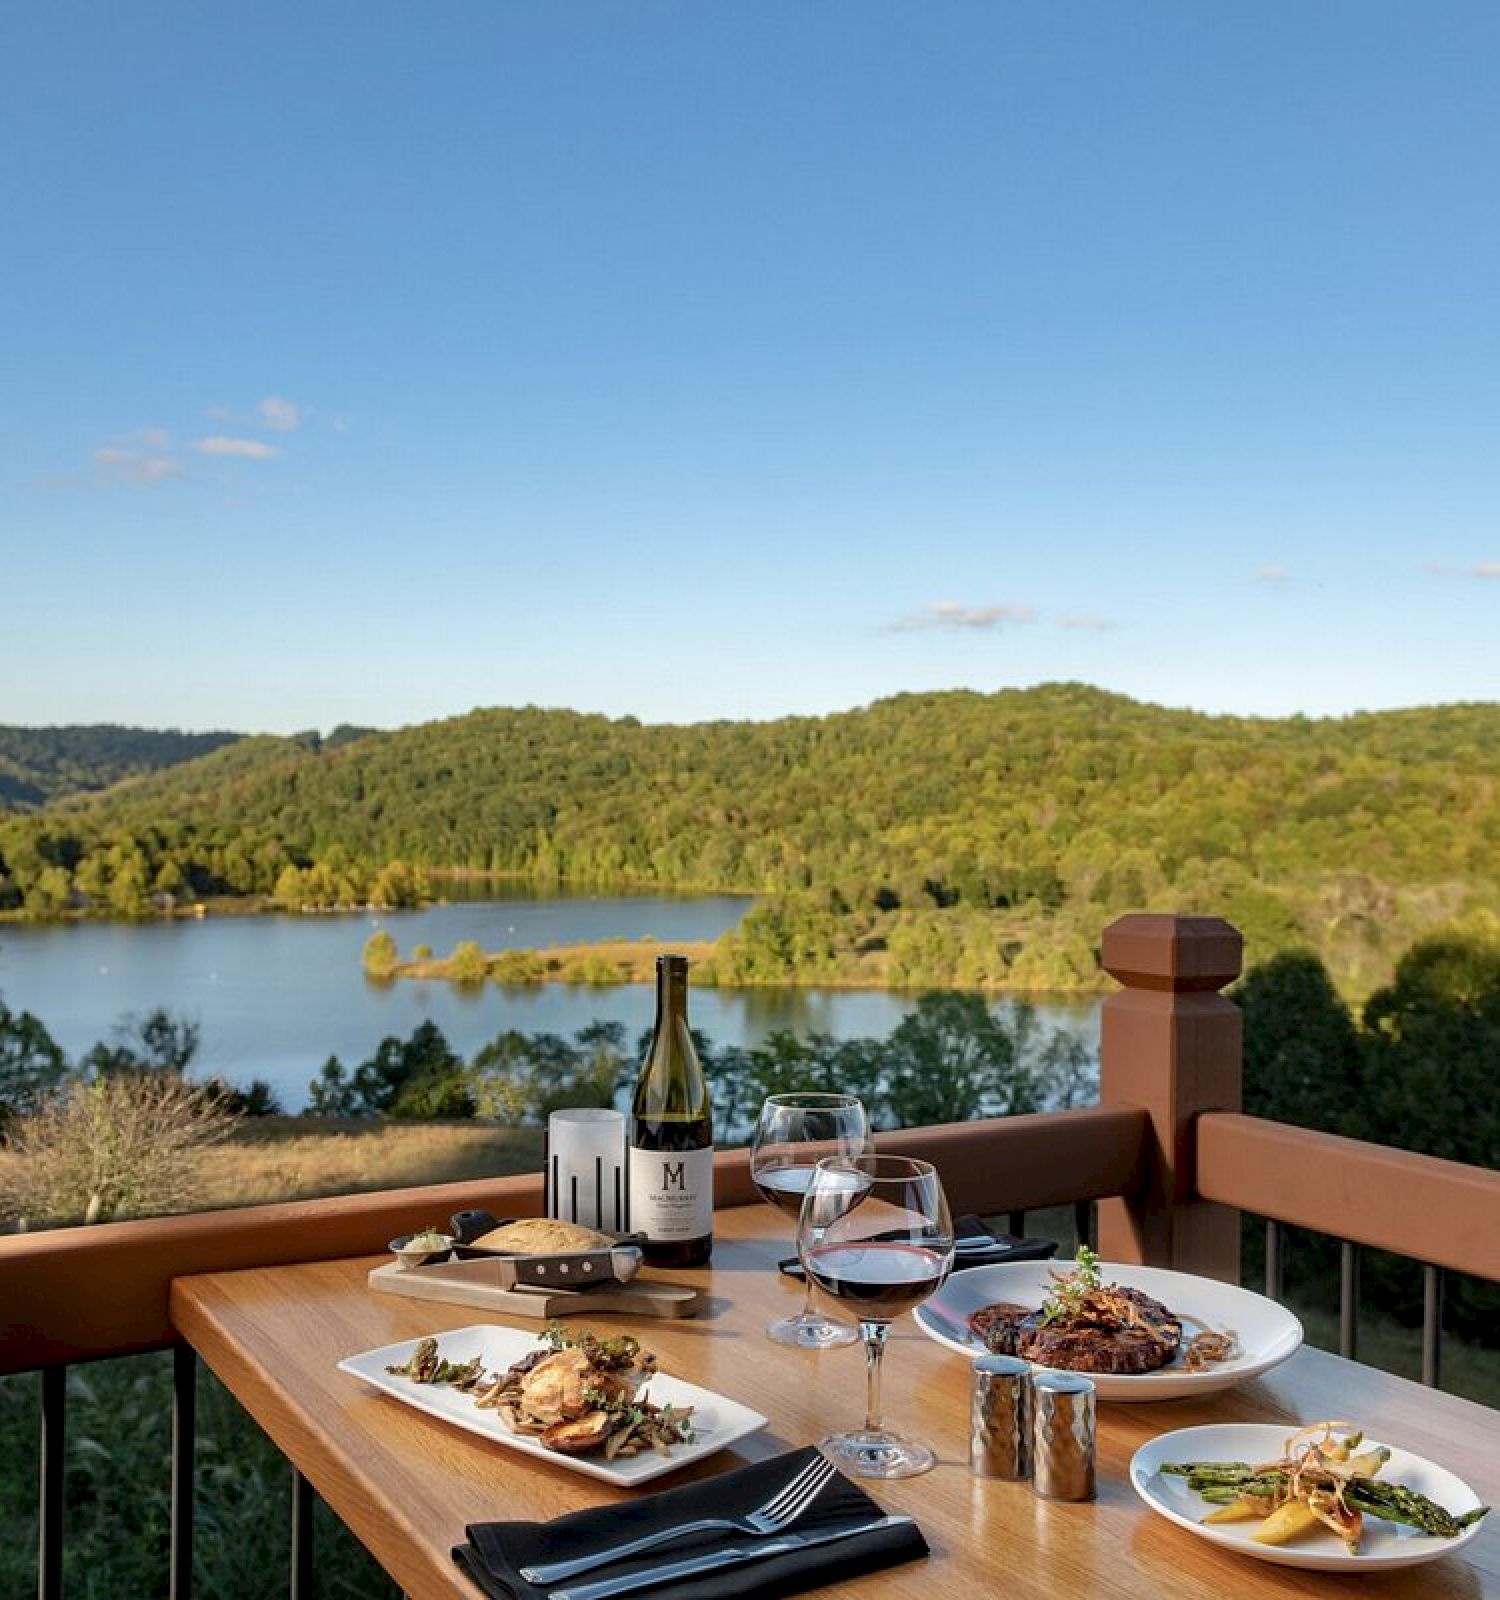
170, 1206, 1500, 1600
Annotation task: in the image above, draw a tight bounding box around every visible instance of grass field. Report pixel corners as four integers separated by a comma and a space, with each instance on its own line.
196, 1116, 546, 1208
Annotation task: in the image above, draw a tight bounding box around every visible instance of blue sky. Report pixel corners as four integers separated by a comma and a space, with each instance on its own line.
2, 1, 1497, 732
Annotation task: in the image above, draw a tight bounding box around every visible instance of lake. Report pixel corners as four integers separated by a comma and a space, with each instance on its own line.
0, 894, 1100, 1110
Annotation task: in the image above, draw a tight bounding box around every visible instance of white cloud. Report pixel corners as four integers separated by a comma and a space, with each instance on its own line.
1253, 564, 1289, 584
258, 395, 300, 432
93, 445, 183, 485
193, 435, 281, 460
1421, 560, 1500, 579
890, 601, 1038, 632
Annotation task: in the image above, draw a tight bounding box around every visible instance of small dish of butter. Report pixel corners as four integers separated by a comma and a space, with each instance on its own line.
389, 1229, 455, 1268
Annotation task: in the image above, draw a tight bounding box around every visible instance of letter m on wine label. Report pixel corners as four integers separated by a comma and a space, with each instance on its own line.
661, 1160, 687, 1191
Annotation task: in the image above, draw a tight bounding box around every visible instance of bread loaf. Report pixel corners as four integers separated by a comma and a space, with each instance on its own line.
469, 1218, 613, 1255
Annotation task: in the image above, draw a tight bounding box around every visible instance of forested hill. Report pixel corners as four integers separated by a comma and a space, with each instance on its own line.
2, 685, 1497, 993
0, 725, 243, 810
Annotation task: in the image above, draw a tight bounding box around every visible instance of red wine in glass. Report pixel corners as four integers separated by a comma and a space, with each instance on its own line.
803, 1241, 950, 1320
749, 1094, 871, 1348
797, 1153, 954, 1478
751, 1163, 818, 1218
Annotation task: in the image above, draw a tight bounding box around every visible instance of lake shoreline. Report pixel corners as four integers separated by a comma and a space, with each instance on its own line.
0, 871, 750, 926
388, 935, 1110, 997
0, 893, 1100, 1113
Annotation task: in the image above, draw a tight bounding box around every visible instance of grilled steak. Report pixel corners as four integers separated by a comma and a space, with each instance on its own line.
968, 1302, 1031, 1355
970, 1286, 1182, 1374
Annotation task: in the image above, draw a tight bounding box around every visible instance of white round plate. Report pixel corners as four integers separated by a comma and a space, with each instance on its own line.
913, 1259, 1302, 1400
1130, 1423, 1488, 1572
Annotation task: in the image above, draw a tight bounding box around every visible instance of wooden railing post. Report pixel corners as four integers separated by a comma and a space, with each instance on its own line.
1095, 913, 1243, 1281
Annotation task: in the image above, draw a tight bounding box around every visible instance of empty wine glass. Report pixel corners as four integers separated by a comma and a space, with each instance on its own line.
749, 1092, 871, 1347
798, 1153, 954, 1477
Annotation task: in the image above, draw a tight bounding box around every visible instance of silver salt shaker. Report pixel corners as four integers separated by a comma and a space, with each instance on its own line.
969, 1354, 1032, 1479
1031, 1370, 1096, 1500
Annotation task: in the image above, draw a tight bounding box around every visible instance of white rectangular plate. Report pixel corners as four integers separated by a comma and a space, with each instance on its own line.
338, 1324, 768, 1486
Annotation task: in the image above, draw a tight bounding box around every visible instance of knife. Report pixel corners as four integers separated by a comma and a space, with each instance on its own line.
410, 1246, 643, 1291
548, 1515, 916, 1600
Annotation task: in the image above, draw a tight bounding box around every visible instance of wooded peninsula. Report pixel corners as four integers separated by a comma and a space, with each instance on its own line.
3, 684, 1498, 996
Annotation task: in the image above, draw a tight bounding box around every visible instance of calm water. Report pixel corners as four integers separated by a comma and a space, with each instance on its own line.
0, 895, 1098, 1110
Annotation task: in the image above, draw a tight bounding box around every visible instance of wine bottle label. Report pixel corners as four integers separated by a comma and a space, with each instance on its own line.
628, 1145, 713, 1240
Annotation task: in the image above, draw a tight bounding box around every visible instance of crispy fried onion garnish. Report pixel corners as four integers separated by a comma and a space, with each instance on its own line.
1183, 1328, 1239, 1370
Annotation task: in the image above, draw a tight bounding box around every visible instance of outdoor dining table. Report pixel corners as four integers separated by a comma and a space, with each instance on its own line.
168, 1204, 1500, 1600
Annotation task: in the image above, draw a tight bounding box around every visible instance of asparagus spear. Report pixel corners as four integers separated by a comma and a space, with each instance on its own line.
1345, 1479, 1490, 1538
1162, 1459, 1489, 1540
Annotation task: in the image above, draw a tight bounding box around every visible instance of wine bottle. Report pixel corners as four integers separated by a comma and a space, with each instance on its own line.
628, 953, 713, 1266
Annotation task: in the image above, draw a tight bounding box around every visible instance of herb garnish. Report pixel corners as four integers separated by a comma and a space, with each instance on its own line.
1039, 1245, 1102, 1325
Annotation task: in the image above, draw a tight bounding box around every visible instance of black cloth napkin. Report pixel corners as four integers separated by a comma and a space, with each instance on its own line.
453, 1446, 928, 1600
777, 1213, 1057, 1278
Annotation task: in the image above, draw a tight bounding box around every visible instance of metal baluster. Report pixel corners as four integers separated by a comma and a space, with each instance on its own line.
1422, 1265, 1444, 1389
1008, 1210, 1026, 1238
1339, 1241, 1360, 1360
171, 1345, 197, 1600
39, 1366, 65, 1600
1264, 1219, 1283, 1301
291, 1468, 314, 1599
1072, 1200, 1094, 1253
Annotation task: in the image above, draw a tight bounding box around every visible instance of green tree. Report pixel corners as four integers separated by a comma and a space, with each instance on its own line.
362, 930, 399, 979
272, 864, 307, 908
24, 863, 74, 916
882, 992, 1035, 1128
1232, 950, 1364, 1132
369, 859, 427, 909
305, 1055, 360, 1117
448, 939, 491, 986
1358, 931, 1500, 1342
0, 994, 69, 1126
1360, 932, 1500, 1170
349, 1021, 472, 1119
81, 1010, 200, 1079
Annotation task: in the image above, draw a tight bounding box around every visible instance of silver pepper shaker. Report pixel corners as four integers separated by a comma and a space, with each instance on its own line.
969, 1354, 1032, 1479
1031, 1370, 1096, 1501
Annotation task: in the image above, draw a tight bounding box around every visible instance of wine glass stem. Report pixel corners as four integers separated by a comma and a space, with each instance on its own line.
860, 1320, 889, 1432
800, 1276, 818, 1322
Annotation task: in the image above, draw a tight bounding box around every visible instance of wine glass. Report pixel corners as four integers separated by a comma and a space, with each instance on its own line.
750, 1092, 872, 1348
798, 1153, 954, 1478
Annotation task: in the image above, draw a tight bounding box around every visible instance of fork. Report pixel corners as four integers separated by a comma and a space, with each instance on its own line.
519, 1453, 838, 1585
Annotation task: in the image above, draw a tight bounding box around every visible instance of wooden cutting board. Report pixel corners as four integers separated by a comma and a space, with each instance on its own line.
367, 1260, 701, 1319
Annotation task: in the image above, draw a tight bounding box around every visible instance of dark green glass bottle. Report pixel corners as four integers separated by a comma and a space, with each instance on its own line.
628, 954, 713, 1266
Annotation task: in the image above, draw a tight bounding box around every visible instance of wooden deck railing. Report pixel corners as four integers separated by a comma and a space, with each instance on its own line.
3, 910, 1500, 1600
1093, 913, 1500, 1387
0, 1104, 1148, 1375
1196, 1112, 1500, 1285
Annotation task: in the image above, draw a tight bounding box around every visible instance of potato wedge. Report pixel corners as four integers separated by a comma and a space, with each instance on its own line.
1203, 1502, 1261, 1524
1252, 1499, 1321, 1545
